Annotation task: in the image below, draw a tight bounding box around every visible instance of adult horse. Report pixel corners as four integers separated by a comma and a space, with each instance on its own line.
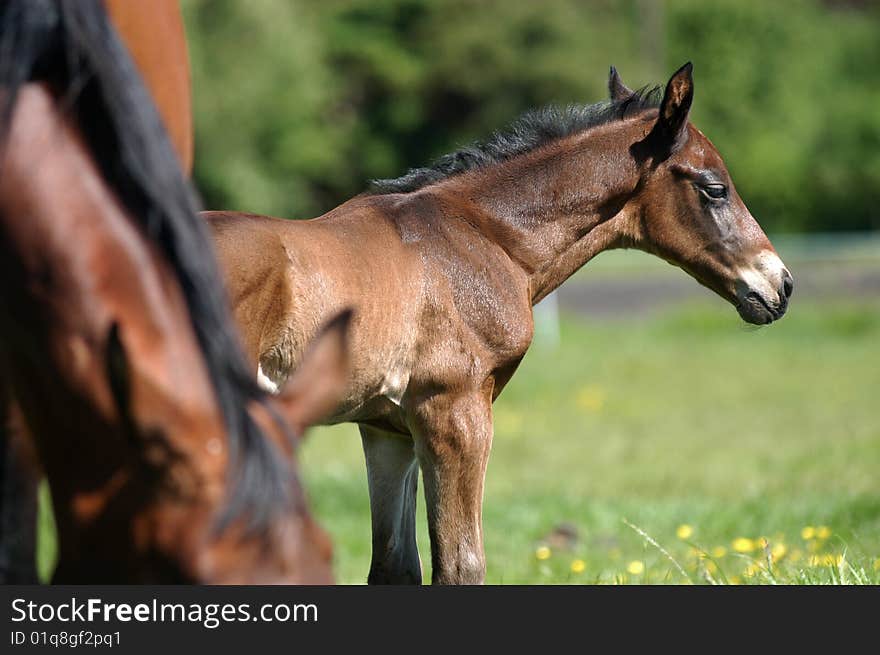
104, 0, 194, 175
0, 0, 349, 583
206, 63, 793, 584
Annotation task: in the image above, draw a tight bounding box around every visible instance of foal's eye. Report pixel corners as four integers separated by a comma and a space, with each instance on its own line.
700, 184, 728, 200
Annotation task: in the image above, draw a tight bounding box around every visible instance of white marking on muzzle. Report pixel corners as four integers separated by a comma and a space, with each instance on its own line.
735, 250, 787, 305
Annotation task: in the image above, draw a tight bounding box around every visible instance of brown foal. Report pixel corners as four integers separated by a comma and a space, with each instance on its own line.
206, 63, 793, 584
0, 0, 347, 583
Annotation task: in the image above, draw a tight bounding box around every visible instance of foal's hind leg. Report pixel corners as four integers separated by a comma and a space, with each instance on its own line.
0, 397, 40, 584
360, 425, 421, 584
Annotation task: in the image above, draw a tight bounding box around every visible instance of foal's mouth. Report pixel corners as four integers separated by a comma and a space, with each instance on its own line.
690, 272, 788, 326
736, 290, 789, 325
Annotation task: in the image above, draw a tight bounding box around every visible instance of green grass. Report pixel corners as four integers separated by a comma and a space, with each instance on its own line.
300, 299, 880, 584
36, 299, 880, 584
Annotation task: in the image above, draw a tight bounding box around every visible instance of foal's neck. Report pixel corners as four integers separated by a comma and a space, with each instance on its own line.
446, 119, 646, 304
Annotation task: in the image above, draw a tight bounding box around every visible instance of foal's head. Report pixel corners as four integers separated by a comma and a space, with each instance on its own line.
617, 64, 792, 324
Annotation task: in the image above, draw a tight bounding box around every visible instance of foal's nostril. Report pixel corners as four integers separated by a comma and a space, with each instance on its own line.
781, 270, 794, 300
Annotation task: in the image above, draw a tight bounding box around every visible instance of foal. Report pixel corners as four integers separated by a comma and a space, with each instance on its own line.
206, 63, 793, 584
0, 0, 347, 583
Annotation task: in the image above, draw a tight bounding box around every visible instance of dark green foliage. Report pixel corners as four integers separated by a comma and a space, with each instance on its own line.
182, 0, 880, 232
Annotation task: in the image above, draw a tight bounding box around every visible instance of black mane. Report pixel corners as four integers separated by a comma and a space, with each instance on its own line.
0, 0, 293, 534
371, 86, 662, 194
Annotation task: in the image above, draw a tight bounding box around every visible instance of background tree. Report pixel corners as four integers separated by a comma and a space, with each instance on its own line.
182, 0, 880, 233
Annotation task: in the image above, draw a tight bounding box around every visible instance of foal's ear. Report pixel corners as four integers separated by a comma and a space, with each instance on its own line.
608, 66, 634, 102
275, 309, 353, 434
648, 62, 694, 152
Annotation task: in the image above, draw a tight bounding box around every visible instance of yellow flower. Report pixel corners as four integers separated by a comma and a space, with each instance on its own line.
570, 559, 586, 574
535, 546, 551, 560
744, 562, 763, 578
711, 546, 727, 559
576, 385, 606, 412
704, 560, 718, 574
676, 524, 694, 540
627, 560, 645, 575
757, 536, 769, 550
816, 526, 831, 540
872, 558, 880, 572
789, 549, 803, 563
771, 543, 787, 562
732, 537, 756, 553
729, 575, 742, 585
801, 526, 816, 540
809, 554, 843, 567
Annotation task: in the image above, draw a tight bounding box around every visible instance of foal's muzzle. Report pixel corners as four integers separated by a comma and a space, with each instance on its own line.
734, 252, 793, 325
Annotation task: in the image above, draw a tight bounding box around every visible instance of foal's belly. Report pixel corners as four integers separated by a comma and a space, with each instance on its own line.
321, 352, 414, 434
328, 396, 411, 435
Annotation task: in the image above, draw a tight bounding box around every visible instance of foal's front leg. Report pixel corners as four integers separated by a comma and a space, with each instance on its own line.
409, 391, 493, 584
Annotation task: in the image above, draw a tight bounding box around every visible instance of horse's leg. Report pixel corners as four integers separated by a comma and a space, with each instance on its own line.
360, 425, 421, 584
409, 390, 492, 584
0, 396, 40, 584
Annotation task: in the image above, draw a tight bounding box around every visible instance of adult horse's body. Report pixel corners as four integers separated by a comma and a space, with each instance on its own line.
104, 0, 193, 174
0, 0, 347, 583
206, 64, 793, 584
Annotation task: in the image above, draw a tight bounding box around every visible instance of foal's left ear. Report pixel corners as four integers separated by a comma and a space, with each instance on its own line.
649, 62, 694, 152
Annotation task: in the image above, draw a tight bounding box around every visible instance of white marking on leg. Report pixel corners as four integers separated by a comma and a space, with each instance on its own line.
379, 368, 408, 407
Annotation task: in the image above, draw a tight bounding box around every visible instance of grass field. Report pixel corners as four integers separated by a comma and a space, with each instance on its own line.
299, 298, 880, 584
36, 297, 880, 584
